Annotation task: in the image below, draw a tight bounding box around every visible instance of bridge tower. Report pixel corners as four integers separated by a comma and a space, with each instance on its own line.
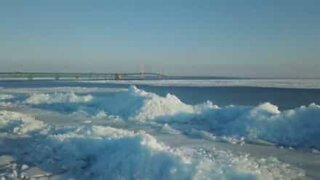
140, 64, 145, 79
115, 73, 121, 80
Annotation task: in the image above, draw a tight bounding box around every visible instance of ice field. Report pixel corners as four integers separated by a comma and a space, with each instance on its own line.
0, 80, 320, 179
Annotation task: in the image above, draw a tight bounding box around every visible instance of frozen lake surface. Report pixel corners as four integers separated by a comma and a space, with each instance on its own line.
0, 79, 320, 179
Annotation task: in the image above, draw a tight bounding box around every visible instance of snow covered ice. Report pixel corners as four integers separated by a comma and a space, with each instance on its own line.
0, 81, 319, 179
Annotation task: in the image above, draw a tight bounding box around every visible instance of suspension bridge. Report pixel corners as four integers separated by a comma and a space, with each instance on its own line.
0, 72, 166, 80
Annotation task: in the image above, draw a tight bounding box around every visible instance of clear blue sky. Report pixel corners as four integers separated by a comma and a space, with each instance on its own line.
0, 0, 319, 78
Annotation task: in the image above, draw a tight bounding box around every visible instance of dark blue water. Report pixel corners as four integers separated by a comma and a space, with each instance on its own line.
1, 80, 320, 109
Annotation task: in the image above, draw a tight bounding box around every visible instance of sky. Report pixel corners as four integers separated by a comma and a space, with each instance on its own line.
0, 0, 319, 78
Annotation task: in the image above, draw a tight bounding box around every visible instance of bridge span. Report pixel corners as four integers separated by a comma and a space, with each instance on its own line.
0, 72, 165, 80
